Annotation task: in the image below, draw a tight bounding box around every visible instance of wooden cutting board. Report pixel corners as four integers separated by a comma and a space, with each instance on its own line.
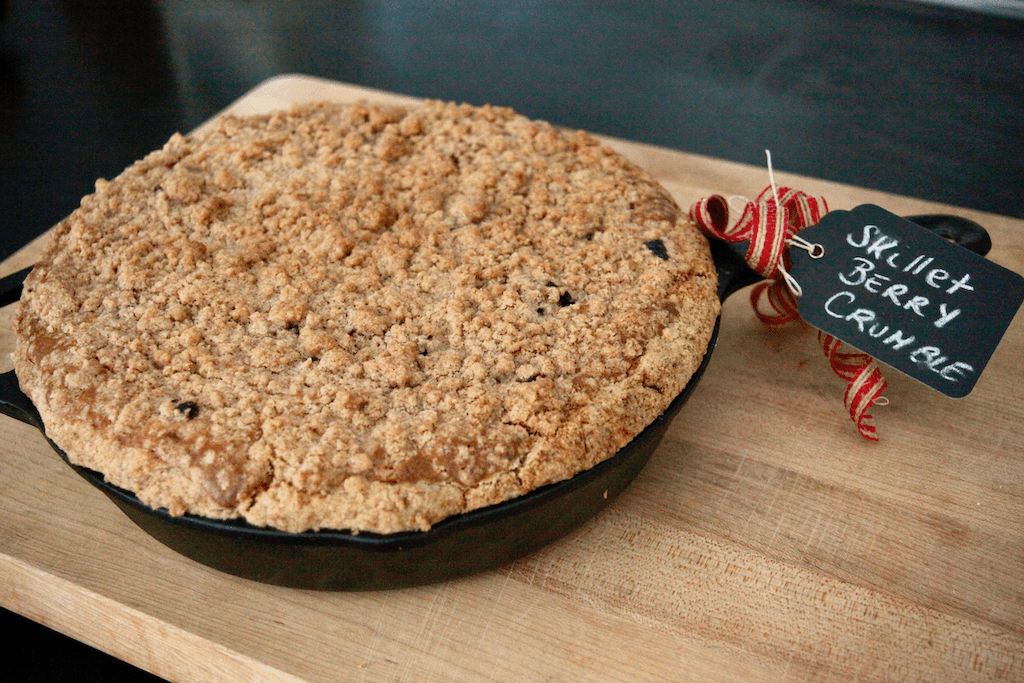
1, 75, 1021, 683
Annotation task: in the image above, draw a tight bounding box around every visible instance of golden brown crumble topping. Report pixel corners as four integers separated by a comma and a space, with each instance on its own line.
13, 100, 718, 533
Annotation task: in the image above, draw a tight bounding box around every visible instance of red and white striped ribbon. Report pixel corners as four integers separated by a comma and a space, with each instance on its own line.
819, 332, 888, 441
690, 185, 888, 441
690, 186, 827, 281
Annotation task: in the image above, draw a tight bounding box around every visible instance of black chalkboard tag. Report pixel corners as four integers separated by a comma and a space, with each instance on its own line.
789, 204, 1024, 398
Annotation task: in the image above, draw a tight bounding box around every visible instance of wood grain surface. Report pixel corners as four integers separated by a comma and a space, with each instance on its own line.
1, 75, 1021, 683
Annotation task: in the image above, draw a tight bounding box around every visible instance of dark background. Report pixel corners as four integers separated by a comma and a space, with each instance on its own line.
1, 1, 1022, 680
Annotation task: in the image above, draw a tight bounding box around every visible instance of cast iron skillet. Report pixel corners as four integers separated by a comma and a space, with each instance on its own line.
0, 213, 991, 591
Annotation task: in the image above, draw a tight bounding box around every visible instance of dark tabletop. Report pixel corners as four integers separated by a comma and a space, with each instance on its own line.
1, 1, 1022, 680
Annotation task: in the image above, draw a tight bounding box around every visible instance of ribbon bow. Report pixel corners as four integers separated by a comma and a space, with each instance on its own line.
690, 186, 888, 441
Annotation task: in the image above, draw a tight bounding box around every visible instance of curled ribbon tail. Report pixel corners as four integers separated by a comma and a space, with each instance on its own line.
750, 280, 802, 326
819, 332, 888, 441
690, 194, 744, 243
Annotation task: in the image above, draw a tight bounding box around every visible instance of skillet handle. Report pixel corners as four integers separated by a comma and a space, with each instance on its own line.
905, 214, 991, 257
710, 238, 762, 302
710, 213, 993, 302
0, 265, 42, 428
